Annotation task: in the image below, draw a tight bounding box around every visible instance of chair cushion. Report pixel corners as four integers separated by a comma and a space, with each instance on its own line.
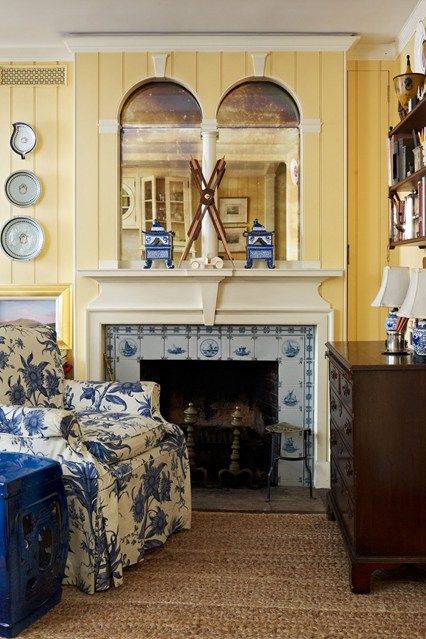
76, 410, 168, 464
0, 324, 64, 408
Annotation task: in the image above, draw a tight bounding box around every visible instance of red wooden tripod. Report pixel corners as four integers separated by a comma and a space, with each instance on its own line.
178, 157, 233, 265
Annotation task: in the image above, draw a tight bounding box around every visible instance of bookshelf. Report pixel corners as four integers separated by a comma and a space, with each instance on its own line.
388, 97, 426, 249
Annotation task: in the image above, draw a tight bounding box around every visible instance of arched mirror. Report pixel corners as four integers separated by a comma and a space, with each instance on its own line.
217, 80, 300, 260
120, 81, 202, 261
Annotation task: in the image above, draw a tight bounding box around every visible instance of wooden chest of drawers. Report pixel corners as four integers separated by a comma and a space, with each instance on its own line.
326, 341, 426, 593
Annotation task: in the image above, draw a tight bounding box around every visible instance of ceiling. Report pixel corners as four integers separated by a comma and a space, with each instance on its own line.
0, 0, 422, 58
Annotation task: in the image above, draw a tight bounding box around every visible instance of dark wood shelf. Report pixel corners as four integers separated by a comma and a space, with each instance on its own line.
389, 164, 426, 194
389, 97, 426, 137
389, 236, 426, 249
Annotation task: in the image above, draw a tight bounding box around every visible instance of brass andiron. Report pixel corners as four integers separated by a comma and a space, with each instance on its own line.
183, 403, 207, 485
218, 405, 253, 487
393, 55, 425, 119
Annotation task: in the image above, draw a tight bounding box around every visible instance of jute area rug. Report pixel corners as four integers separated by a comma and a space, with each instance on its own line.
22, 513, 425, 639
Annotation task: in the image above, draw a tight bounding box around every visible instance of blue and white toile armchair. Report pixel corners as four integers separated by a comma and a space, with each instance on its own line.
0, 324, 191, 593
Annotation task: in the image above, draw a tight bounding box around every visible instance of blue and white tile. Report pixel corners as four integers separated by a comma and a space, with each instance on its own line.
255, 335, 281, 360
281, 336, 304, 360
115, 357, 140, 382
117, 336, 140, 359
277, 459, 303, 486
198, 336, 221, 360
229, 336, 254, 359
139, 335, 164, 360
280, 431, 303, 458
140, 325, 164, 336
164, 334, 189, 358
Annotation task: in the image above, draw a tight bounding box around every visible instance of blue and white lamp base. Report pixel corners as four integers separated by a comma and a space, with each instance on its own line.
412, 320, 426, 357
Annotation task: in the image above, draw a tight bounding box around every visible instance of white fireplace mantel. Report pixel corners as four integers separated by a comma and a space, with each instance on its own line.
78, 263, 343, 488
79, 263, 342, 325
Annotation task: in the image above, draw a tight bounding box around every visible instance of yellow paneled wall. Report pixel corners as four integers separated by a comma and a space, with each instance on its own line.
0, 63, 74, 287
73, 51, 346, 377
347, 25, 426, 342
347, 60, 398, 340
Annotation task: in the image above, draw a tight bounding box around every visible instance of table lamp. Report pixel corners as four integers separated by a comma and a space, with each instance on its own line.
371, 266, 410, 354
397, 268, 426, 357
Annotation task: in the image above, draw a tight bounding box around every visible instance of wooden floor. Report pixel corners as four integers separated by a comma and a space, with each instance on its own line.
191, 486, 327, 513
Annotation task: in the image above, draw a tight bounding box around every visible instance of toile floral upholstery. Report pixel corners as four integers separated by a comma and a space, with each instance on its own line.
0, 324, 191, 593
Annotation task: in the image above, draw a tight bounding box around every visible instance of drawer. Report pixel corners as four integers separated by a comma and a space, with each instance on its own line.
330, 426, 354, 492
330, 387, 353, 453
328, 356, 353, 410
331, 461, 355, 545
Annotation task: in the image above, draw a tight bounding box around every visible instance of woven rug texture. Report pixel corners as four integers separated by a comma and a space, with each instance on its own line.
21, 512, 425, 639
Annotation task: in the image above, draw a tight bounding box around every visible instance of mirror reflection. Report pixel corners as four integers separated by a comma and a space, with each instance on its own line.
120, 80, 300, 262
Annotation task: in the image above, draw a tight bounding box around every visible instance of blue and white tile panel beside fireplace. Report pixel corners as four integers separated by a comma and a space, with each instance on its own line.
106, 324, 315, 488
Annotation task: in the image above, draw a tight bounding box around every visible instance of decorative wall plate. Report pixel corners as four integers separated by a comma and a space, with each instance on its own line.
4, 171, 41, 207
0, 216, 44, 261
414, 21, 426, 74
10, 122, 37, 159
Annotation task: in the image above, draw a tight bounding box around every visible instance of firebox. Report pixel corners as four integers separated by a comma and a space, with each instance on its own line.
140, 359, 278, 484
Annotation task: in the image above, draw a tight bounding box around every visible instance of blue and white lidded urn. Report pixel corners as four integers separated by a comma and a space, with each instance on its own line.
141, 219, 175, 269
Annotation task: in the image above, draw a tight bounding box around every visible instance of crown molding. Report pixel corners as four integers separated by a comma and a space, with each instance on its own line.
0, 47, 72, 61
397, 0, 426, 54
63, 32, 359, 54
348, 42, 397, 60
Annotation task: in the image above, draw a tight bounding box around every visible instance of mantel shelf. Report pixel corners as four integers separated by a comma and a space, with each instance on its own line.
78, 264, 343, 283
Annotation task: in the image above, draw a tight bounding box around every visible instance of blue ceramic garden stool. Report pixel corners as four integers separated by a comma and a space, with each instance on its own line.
0, 453, 68, 637
266, 422, 312, 501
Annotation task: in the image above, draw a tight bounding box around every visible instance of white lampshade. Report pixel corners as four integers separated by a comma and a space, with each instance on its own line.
397, 268, 426, 318
371, 266, 410, 308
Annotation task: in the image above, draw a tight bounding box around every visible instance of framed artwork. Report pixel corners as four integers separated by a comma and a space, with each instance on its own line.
219, 198, 248, 224
0, 284, 72, 349
219, 226, 246, 253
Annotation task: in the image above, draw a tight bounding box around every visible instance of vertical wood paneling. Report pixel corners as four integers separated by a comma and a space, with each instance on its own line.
57, 63, 74, 284
320, 53, 344, 269
123, 53, 148, 96
270, 53, 296, 94
0, 64, 12, 283
220, 53, 246, 97
319, 53, 345, 340
34, 83, 58, 283
196, 53, 221, 119
0, 62, 73, 289
75, 53, 99, 269
348, 66, 389, 340
296, 53, 320, 118
347, 67, 358, 340
99, 54, 122, 263
171, 53, 197, 95
10, 82, 36, 285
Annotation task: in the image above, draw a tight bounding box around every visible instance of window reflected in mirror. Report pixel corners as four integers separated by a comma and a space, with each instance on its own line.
217, 80, 300, 261
120, 79, 300, 262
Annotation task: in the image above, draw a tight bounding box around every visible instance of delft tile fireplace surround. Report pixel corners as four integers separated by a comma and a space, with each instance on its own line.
106, 323, 315, 487
79, 264, 342, 488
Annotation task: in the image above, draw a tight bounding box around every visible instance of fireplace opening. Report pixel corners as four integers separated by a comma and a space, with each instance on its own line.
140, 360, 278, 486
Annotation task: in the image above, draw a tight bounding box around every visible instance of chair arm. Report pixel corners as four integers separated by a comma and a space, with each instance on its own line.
0, 404, 110, 480
0, 404, 83, 440
64, 380, 161, 417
